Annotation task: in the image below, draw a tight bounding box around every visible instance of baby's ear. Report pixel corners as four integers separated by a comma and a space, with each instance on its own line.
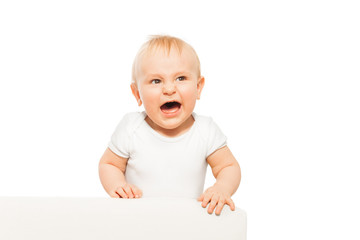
197, 76, 205, 100
130, 83, 142, 106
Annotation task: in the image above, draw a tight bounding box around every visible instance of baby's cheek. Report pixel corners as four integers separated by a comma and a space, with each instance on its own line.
182, 91, 197, 108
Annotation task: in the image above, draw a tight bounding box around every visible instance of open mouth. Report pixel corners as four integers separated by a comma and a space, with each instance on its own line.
160, 101, 181, 114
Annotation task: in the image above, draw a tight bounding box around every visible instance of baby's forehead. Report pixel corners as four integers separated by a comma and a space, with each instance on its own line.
142, 44, 194, 59
140, 45, 199, 68
138, 48, 199, 75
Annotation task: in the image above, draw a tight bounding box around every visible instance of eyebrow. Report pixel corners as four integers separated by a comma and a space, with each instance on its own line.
146, 71, 192, 78
174, 71, 191, 76
144, 74, 162, 80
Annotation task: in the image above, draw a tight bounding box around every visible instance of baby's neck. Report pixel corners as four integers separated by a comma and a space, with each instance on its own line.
145, 115, 195, 138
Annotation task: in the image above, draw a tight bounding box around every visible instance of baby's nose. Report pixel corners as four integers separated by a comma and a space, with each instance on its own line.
162, 82, 176, 95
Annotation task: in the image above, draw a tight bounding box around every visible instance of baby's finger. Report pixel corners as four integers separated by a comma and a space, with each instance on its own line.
110, 192, 120, 198
131, 185, 142, 198
201, 193, 212, 208
226, 197, 235, 211
115, 187, 128, 198
215, 197, 226, 215
123, 185, 135, 198
197, 193, 205, 202
207, 195, 220, 214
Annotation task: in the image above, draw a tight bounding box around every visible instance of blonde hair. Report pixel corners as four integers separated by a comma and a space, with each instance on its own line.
131, 35, 201, 84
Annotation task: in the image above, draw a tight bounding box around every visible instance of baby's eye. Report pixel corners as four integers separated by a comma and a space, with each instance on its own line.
151, 79, 161, 84
176, 76, 186, 81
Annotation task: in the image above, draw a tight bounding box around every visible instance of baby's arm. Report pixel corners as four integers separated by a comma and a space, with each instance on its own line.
99, 148, 142, 198
198, 146, 241, 215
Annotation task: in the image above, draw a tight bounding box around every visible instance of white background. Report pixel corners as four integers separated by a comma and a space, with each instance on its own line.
1, 0, 359, 239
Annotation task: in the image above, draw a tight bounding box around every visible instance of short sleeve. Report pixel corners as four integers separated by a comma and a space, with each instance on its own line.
108, 113, 134, 158
206, 118, 227, 157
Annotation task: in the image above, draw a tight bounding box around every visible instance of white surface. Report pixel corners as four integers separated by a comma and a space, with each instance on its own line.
0, 1, 359, 239
0, 197, 247, 240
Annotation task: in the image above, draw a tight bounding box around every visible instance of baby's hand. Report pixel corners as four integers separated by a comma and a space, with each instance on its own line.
197, 184, 235, 215
111, 183, 142, 199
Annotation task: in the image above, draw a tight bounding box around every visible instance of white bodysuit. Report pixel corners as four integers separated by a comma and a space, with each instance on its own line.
108, 112, 227, 199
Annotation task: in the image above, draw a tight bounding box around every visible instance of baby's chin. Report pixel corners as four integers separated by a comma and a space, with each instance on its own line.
146, 113, 194, 137
162, 116, 194, 131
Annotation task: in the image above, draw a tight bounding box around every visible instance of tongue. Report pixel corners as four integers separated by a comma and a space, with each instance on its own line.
161, 102, 180, 113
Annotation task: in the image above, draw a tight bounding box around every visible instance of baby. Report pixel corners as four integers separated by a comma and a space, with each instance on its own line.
99, 35, 241, 215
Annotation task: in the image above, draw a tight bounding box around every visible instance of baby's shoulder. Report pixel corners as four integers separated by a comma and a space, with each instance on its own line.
193, 113, 219, 136
115, 111, 146, 134
193, 113, 215, 126
122, 111, 145, 122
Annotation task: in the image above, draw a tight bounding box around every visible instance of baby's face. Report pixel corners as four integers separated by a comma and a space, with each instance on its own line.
132, 47, 204, 136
